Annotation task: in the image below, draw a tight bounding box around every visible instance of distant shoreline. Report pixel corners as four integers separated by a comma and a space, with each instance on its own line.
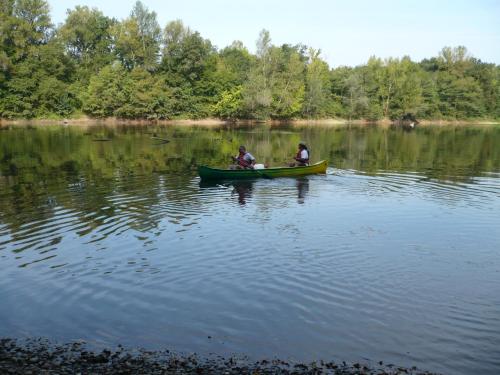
1, 117, 498, 127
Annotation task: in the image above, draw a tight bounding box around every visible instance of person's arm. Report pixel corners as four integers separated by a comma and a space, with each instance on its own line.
247, 153, 256, 168
295, 150, 308, 163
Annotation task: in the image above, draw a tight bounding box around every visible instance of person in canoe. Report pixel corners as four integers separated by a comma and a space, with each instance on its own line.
289, 142, 309, 166
230, 146, 256, 169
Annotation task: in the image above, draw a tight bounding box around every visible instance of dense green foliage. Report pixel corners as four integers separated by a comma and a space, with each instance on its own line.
1, 1, 499, 120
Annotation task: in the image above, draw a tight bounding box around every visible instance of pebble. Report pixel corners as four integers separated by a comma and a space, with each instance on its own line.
0, 337, 437, 375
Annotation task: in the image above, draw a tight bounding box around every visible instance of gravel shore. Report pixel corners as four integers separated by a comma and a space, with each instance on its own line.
0, 338, 437, 374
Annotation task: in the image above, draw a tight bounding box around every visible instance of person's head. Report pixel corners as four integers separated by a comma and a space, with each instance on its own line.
239, 146, 246, 153
298, 142, 307, 150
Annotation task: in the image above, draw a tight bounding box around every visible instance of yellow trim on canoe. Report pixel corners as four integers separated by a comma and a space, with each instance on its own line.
198, 160, 328, 180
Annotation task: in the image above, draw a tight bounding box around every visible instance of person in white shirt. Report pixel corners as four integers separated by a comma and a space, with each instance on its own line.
290, 142, 309, 166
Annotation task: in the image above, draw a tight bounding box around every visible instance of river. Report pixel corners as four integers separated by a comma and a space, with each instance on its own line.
0, 123, 499, 374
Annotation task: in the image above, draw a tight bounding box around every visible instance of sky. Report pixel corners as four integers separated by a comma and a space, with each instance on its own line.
48, 0, 500, 67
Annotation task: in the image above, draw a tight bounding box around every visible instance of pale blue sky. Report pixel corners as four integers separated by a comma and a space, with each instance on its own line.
49, 0, 500, 67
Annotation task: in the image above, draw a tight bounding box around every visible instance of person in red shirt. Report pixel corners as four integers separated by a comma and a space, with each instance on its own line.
230, 146, 256, 169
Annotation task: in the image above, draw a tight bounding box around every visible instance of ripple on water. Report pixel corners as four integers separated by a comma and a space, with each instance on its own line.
1, 166, 500, 375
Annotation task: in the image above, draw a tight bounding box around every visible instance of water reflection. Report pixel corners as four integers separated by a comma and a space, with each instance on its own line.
231, 180, 254, 205
199, 179, 255, 205
296, 178, 309, 204
199, 177, 310, 206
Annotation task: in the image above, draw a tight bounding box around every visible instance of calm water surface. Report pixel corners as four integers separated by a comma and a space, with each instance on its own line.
1, 124, 499, 374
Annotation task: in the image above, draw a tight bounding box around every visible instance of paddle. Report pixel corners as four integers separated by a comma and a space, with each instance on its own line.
253, 167, 271, 179
231, 159, 271, 179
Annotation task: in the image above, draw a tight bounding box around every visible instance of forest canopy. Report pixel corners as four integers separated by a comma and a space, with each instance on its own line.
0, 0, 499, 121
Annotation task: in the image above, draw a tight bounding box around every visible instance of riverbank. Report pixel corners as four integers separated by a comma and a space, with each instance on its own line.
1, 116, 498, 127
0, 338, 437, 374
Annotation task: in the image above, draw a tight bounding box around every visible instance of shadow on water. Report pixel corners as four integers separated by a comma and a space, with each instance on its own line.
199, 179, 255, 206
230, 180, 254, 205
200, 176, 310, 205
296, 177, 309, 204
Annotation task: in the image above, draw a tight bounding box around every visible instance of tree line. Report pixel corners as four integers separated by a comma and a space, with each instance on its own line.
1, 0, 499, 121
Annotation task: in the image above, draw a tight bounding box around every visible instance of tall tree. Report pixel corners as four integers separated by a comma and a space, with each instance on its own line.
130, 0, 161, 69
434, 46, 486, 118
359, 57, 384, 119
217, 41, 253, 88
303, 48, 331, 118
417, 69, 441, 118
115, 67, 172, 119
111, 1, 161, 71
59, 6, 115, 77
13, 0, 52, 48
342, 71, 368, 121
161, 20, 216, 117
386, 57, 423, 119
162, 20, 214, 84
0, 0, 16, 89
1, 0, 76, 118
82, 64, 126, 117
438, 46, 473, 77
241, 30, 272, 119
269, 44, 305, 118
469, 62, 499, 117
437, 72, 485, 118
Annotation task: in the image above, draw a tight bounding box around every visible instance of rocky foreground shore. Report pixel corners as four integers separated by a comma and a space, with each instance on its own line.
0, 338, 437, 375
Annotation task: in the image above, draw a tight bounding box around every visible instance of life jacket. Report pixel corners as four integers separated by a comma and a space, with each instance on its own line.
237, 152, 251, 167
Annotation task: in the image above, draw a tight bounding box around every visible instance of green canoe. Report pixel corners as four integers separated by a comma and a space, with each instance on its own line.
198, 160, 328, 180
